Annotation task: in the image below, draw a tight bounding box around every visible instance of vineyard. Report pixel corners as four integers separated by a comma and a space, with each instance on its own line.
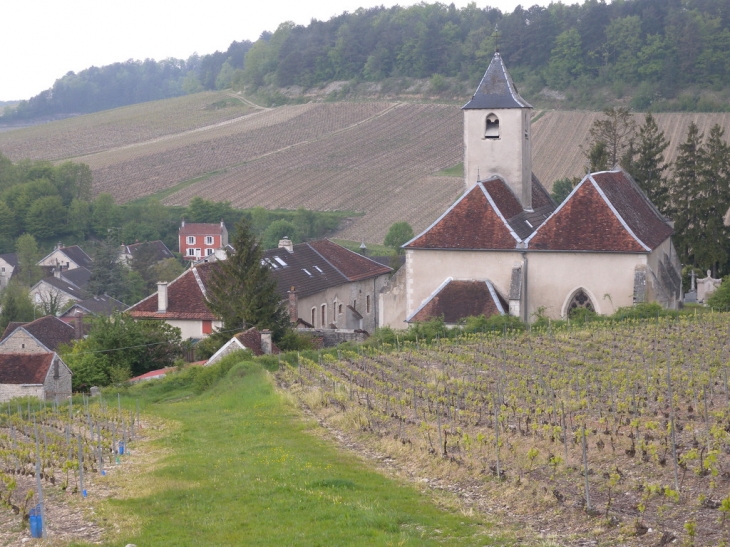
279, 314, 730, 546
0, 394, 138, 542
0, 91, 254, 161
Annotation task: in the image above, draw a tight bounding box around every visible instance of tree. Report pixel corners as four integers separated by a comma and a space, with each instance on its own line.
586, 107, 636, 169
152, 258, 185, 284
546, 28, 585, 89
262, 219, 299, 249
384, 222, 414, 254
15, 233, 42, 287
550, 177, 579, 204
0, 281, 38, 329
628, 113, 671, 214
206, 218, 289, 340
88, 240, 127, 298
25, 195, 67, 239
61, 313, 182, 389
672, 122, 706, 266
586, 141, 610, 173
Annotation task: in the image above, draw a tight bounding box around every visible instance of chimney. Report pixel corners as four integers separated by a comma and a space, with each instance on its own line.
53, 266, 62, 279
74, 311, 83, 340
260, 330, 272, 355
181, 219, 185, 228
278, 237, 294, 253
359, 241, 368, 256
288, 286, 298, 323
55, 241, 62, 251
157, 282, 168, 313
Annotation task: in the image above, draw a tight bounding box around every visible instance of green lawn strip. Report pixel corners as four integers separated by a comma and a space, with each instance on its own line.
101, 365, 505, 546
434, 163, 463, 177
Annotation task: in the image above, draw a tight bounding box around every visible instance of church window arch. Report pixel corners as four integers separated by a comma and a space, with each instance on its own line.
566, 288, 595, 317
485, 113, 500, 139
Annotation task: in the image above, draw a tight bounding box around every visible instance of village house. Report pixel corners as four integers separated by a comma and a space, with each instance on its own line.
119, 240, 175, 265
126, 262, 222, 339
380, 52, 681, 326
0, 253, 18, 289
59, 294, 127, 321
179, 220, 229, 261
265, 238, 392, 332
29, 266, 91, 311
38, 244, 92, 271
206, 327, 279, 365
0, 352, 72, 403
0, 315, 81, 353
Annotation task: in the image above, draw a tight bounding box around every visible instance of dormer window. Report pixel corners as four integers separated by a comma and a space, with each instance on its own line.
485, 114, 499, 139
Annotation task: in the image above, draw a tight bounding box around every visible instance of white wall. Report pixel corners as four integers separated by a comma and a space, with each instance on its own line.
164, 319, 223, 340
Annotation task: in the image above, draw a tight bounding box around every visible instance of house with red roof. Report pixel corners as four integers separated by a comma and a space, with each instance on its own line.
0, 352, 72, 402
380, 52, 681, 326
179, 220, 228, 260
126, 262, 222, 339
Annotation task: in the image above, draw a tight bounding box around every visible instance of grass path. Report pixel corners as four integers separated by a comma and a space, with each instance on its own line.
98, 365, 506, 546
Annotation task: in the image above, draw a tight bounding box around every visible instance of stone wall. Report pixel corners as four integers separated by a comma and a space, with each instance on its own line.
44, 356, 72, 401
296, 328, 369, 347
0, 330, 48, 353
0, 384, 44, 403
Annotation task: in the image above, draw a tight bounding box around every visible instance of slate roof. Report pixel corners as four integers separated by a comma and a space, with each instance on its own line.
59, 246, 92, 269
0, 316, 76, 352
264, 240, 392, 299
407, 279, 507, 323
526, 169, 673, 252
60, 295, 127, 317
62, 267, 91, 289
463, 52, 531, 110
0, 353, 55, 384
127, 263, 218, 320
404, 176, 555, 250
0, 253, 18, 268
35, 276, 89, 300
179, 222, 225, 236
123, 241, 175, 262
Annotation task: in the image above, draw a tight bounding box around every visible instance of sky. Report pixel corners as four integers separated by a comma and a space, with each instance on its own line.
0, 0, 557, 102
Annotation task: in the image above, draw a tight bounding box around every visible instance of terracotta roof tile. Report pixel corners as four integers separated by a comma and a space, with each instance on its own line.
526, 170, 672, 252
179, 223, 225, 236
0, 353, 54, 384
405, 184, 519, 250
0, 316, 76, 352
482, 177, 523, 219
127, 263, 218, 320
408, 279, 506, 323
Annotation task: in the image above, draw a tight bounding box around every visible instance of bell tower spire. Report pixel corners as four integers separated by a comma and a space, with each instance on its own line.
462, 51, 533, 210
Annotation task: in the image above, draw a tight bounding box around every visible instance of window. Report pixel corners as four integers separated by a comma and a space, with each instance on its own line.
202, 320, 213, 334
206, 248, 214, 256
1, 267, 4, 273
187, 248, 196, 256
485, 113, 499, 139
568, 289, 594, 317
353, 299, 356, 310
338, 304, 342, 314
187, 236, 195, 244
311, 308, 316, 326
321, 304, 326, 327
366, 295, 371, 313
205, 236, 214, 245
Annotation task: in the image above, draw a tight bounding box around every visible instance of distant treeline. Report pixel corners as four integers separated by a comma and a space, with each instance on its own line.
2, 41, 252, 121
5, 0, 730, 120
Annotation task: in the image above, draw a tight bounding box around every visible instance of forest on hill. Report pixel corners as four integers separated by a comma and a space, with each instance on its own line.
3, 0, 730, 122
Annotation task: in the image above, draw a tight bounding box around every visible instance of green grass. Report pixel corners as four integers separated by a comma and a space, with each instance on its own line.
95, 362, 505, 546
435, 162, 463, 177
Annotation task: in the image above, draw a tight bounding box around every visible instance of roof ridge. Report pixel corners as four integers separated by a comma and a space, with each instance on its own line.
525, 174, 589, 246
323, 238, 393, 271
305, 242, 349, 281
588, 174, 651, 252
403, 185, 477, 248
478, 183, 523, 245
192, 266, 208, 299
406, 277, 453, 322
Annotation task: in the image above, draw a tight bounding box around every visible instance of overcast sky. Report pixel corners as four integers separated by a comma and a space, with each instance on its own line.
1, 0, 558, 102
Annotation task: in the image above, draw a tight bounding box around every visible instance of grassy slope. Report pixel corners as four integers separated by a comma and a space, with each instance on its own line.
97, 364, 505, 547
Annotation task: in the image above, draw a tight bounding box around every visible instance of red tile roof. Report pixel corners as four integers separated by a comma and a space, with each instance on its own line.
179, 223, 225, 236
0, 316, 77, 352
526, 169, 672, 252
0, 353, 54, 384
127, 263, 218, 320
308, 239, 392, 282
404, 183, 521, 250
407, 279, 506, 323
235, 328, 280, 356
482, 177, 523, 219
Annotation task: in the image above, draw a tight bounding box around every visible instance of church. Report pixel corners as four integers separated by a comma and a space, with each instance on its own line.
379, 52, 682, 326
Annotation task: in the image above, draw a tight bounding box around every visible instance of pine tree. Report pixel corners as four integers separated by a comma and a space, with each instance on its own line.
630, 113, 671, 214
586, 107, 636, 169
206, 218, 289, 340
672, 122, 706, 266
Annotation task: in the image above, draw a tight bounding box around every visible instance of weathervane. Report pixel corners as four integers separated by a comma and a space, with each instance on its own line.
493, 27, 501, 53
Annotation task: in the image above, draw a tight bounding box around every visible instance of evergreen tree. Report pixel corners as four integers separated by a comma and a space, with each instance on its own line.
695, 124, 730, 276
672, 122, 706, 266
88, 240, 127, 299
630, 113, 671, 214
206, 218, 289, 340
586, 107, 636, 169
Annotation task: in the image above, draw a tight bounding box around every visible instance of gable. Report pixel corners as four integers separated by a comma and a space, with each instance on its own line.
0, 316, 75, 352
407, 279, 506, 323
526, 170, 672, 252
404, 184, 520, 250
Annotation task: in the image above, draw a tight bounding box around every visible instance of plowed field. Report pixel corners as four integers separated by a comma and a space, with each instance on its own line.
4, 96, 730, 243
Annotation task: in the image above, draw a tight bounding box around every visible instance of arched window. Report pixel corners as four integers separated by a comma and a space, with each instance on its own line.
321, 304, 326, 327
485, 114, 500, 139
311, 308, 316, 326
567, 289, 595, 317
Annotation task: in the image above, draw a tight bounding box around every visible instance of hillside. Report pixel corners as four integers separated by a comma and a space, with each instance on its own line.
3, 94, 730, 243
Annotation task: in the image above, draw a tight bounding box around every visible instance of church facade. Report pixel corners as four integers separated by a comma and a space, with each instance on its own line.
379, 52, 681, 326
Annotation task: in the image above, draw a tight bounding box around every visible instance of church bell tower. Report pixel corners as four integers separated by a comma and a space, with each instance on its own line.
463, 51, 533, 210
